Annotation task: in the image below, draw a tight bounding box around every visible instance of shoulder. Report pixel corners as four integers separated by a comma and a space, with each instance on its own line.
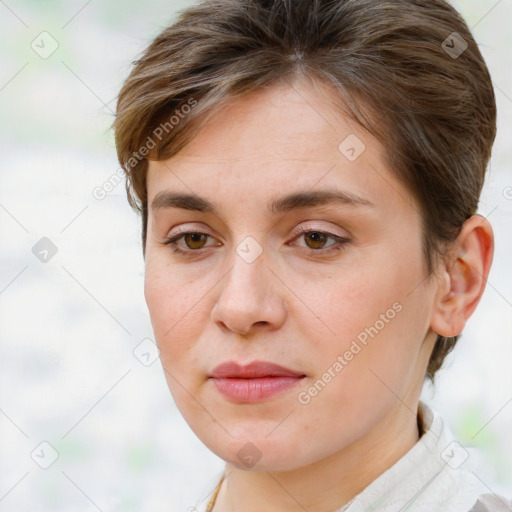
469, 493, 512, 512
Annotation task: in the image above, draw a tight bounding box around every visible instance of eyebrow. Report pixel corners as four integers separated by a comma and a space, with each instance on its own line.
150, 189, 375, 215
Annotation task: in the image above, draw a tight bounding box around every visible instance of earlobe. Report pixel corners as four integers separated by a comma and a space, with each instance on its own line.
430, 215, 494, 338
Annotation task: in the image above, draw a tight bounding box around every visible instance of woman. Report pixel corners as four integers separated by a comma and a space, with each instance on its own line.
114, 0, 511, 510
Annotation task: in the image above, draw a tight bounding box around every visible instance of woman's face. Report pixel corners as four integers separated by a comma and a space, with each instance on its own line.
144, 77, 438, 471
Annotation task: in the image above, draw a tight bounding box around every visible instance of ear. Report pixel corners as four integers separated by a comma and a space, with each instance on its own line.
430, 215, 494, 337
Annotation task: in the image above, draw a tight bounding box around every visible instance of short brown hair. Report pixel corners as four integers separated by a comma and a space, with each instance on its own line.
114, 0, 497, 382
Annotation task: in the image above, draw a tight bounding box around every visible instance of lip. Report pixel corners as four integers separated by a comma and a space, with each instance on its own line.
209, 361, 306, 403
209, 360, 305, 379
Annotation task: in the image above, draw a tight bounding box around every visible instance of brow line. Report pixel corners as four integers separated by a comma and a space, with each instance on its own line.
150, 189, 375, 215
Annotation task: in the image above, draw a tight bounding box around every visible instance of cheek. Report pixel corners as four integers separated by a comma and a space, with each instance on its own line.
293, 299, 423, 453
144, 262, 212, 418
307, 253, 429, 389
304, 268, 393, 349
144, 257, 208, 364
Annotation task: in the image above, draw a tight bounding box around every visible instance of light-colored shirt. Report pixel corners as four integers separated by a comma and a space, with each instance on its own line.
334, 401, 511, 512
205, 401, 511, 511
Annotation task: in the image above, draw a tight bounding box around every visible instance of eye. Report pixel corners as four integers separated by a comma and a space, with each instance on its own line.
163, 229, 217, 255
290, 225, 351, 255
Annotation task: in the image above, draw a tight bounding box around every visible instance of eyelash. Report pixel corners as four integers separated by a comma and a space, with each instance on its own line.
162, 226, 351, 257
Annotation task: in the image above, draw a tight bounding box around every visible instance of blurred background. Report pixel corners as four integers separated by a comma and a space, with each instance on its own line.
0, 0, 511, 510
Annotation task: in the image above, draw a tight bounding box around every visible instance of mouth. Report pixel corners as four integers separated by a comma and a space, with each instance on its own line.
209, 360, 306, 379
208, 360, 306, 403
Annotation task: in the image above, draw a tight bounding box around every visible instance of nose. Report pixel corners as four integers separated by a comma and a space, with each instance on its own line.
211, 247, 287, 336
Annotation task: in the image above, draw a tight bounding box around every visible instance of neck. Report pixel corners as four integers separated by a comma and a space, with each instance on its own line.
212, 403, 421, 512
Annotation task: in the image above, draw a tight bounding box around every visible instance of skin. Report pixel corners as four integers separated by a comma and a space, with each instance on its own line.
143, 75, 494, 512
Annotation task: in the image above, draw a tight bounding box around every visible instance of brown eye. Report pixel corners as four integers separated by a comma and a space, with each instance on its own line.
291, 227, 351, 256
163, 230, 216, 255
183, 233, 208, 249
303, 231, 329, 249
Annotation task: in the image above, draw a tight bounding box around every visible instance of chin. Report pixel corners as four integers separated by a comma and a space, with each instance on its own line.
202, 434, 313, 473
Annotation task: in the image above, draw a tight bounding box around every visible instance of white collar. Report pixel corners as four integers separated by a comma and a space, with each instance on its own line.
338, 401, 491, 512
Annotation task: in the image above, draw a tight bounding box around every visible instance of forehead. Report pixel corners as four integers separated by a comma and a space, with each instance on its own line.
146, 77, 415, 217
157, 78, 379, 161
